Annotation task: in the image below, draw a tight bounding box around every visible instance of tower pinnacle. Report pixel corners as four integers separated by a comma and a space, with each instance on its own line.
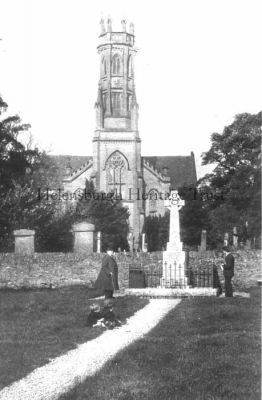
121, 19, 127, 32
107, 18, 112, 32
100, 18, 105, 35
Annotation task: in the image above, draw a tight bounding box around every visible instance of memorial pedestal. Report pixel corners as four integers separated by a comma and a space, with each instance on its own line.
161, 245, 187, 287
160, 191, 188, 288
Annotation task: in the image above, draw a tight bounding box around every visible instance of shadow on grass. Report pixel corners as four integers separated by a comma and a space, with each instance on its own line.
0, 286, 148, 390
60, 294, 261, 400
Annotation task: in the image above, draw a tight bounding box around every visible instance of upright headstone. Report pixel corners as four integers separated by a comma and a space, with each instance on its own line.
128, 232, 133, 253
134, 239, 139, 252
14, 229, 35, 255
142, 233, 148, 252
244, 239, 251, 250
72, 222, 95, 254
224, 232, 229, 246
97, 231, 101, 253
233, 227, 238, 248
200, 230, 207, 252
161, 190, 187, 287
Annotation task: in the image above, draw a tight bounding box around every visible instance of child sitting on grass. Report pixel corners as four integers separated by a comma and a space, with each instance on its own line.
86, 300, 123, 329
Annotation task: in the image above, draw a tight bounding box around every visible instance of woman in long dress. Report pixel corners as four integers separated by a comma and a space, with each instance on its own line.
94, 249, 119, 299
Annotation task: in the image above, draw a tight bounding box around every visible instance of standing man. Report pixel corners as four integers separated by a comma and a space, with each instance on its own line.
95, 249, 119, 299
221, 246, 234, 297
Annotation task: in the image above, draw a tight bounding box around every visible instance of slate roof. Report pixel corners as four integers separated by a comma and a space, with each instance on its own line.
50, 155, 92, 186
50, 153, 197, 188
143, 153, 197, 188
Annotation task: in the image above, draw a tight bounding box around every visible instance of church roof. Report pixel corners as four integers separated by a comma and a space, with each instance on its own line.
143, 153, 197, 188
49, 155, 92, 186
50, 153, 197, 188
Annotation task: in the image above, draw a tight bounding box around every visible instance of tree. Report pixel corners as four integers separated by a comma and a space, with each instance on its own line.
143, 213, 169, 252
200, 111, 261, 246
178, 185, 208, 247
0, 96, 62, 251
0, 96, 130, 252
74, 180, 130, 251
0, 96, 34, 188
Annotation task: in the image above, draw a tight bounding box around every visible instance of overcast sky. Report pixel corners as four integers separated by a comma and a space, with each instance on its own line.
0, 0, 261, 178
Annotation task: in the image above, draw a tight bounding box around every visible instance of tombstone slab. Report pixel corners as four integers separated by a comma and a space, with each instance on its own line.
142, 233, 148, 252
14, 229, 35, 255
128, 232, 134, 253
200, 230, 207, 252
224, 232, 229, 246
233, 227, 238, 248
97, 231, 101, 253
72, 222, 95, 254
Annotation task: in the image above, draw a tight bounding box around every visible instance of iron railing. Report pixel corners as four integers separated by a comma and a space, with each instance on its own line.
127, 260, 214, 289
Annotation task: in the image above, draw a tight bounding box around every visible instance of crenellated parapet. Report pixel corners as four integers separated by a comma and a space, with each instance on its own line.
99, 18, 135, 43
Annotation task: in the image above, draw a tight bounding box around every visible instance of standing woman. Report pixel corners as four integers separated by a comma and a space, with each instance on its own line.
95, 249, 119, 299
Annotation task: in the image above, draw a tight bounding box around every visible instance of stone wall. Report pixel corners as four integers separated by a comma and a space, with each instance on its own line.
0, 252, 161, 290
0, 250, 260, 291
0, 253, 102, 289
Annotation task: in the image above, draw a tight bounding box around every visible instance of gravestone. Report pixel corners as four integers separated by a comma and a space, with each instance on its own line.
128, 232, 134, 253
224, 232, 229, 246
160, 190, 187, 287
72, 222, 94, 254
14, 229, 35, 255
200, 230, 207, 252
97, 231, 101, 253
233, 227, 238, 248
244, 239, 251, 250
142, 233, 148, 252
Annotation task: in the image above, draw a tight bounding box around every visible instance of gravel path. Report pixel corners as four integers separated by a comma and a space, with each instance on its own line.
0, 299, 180, 400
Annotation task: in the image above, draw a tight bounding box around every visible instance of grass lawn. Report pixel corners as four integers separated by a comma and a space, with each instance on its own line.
0, 287, 148, 390
61, 292, 261, 400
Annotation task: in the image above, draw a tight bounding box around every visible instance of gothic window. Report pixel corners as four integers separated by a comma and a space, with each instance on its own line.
112, 54, 121, 75
112, 92, 121, 114
127, 55, 133, 77
102, 57, 107, 76
105, 151, 128, 198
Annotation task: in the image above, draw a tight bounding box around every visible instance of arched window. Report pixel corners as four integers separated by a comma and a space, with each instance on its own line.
127, 55, 133, 77
102, 57, 107, 76
105, 151, 128, 198
112, 54, 121, 75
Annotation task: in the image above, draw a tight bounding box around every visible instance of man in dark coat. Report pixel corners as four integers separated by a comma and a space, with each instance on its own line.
95, 249, 119, 299
221, 246, 234, 297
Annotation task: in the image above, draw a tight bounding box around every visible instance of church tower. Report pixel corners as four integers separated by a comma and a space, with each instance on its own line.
92, 18, 143, 244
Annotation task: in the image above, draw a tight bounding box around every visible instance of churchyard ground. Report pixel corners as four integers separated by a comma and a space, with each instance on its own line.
0, 287, 148, 389
60, 293, 261, 400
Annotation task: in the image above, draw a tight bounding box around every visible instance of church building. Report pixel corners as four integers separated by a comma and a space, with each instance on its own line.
60, 19, 197, 247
